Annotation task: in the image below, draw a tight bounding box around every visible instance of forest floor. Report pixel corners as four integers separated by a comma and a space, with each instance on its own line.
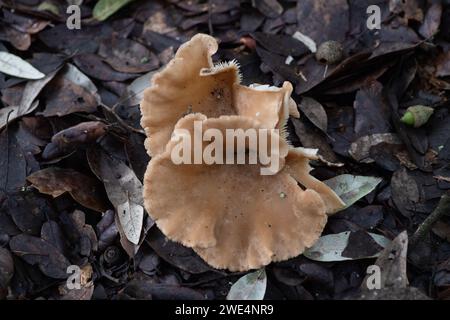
0, 0, 450, 300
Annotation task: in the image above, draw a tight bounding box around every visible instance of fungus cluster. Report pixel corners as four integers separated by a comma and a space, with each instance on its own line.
140, 34, 345, 271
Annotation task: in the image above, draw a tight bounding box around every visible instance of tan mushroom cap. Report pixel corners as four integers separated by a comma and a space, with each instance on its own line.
140, 33, 298, 156
144, 114, 328, 271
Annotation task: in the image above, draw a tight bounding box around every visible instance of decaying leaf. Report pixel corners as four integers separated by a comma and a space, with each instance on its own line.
303, 231, 390, 262
27, 167, 108, 212
227, 269, 267, 300
325, 174, 383, 208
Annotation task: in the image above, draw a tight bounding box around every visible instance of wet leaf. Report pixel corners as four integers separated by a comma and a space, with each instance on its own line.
227, 269, 267, 300
27, 167, 108, 212
10, 233, 70, 279
324, 174, 383, 208
0, 52, 44, 79
303, 231, 390, 262
93, 0, 135, 21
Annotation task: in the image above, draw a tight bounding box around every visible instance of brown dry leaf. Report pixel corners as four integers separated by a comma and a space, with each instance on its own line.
27, 167, 108, 212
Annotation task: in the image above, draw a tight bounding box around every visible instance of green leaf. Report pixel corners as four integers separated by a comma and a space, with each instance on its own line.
227, 269, 267, 300
304, 231, 391, 262
324, 174, 382, 208
93, 0, 135, 21
37, 2, 60, 15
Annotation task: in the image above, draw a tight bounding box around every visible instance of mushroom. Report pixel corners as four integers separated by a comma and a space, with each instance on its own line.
143, 113, 344, 271
140, 33, 298, 156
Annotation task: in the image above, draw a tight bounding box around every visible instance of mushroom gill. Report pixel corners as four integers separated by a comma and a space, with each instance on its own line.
140, 33, 298, 156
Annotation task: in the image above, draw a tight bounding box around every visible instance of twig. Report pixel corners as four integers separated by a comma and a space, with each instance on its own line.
99, 103, 145, 135
410, 193, 450, 247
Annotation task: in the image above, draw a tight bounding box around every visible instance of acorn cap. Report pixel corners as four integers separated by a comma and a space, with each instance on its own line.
400, 105, 434, 128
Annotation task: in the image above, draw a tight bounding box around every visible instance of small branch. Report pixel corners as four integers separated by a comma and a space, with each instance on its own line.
410, 193, 450, 247
99, 103, 145, 135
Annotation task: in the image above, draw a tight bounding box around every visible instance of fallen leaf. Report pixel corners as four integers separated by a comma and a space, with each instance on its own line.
349, 133, 402, 163
296, 0, 348, 44
0, 247, 14, 299
0, 128, 27, 193
252, 32, 308, 57
42, 121, 107, 160
10, 233, 70, 279
117, 199, 143, 245
98, 36, 159, 74
227, 269, 267, 300
40, 76, 99, 117
324, 174, 383, 208
391, 168, 420, 217
303, 231, 390, 262
146, 227, 211, 274
27, 167, 108, 212
298, 97, 328, 134
0, 68, 59, 130
419, 3, 442, 39
121, 68, 160, 106
353, 81, 391, 137
252, 0, 283, 18
87, 147, 144, 245
93, 0, 136, 21
73, 53, 136, 82
0, 51, 44, 79
361, 231, 409, 289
